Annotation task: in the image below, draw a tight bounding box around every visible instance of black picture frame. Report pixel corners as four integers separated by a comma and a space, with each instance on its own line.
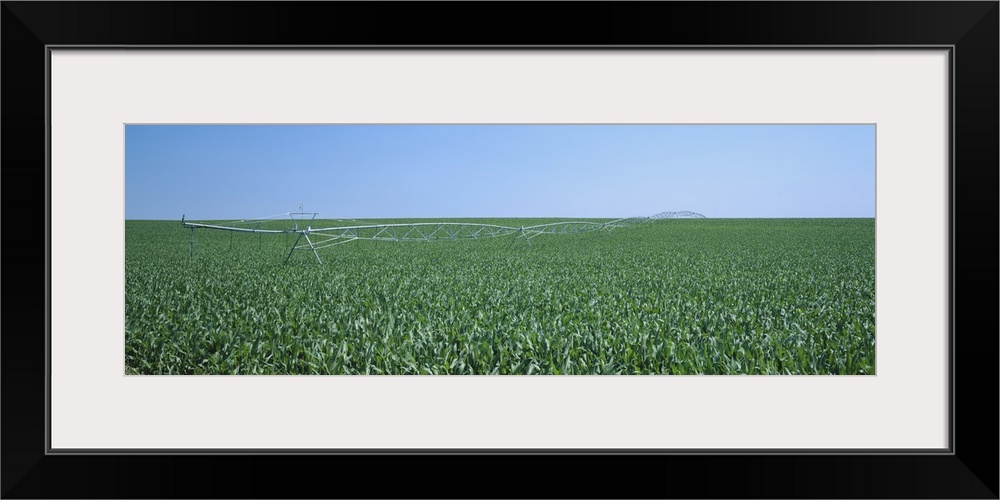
3, 2, 996, 498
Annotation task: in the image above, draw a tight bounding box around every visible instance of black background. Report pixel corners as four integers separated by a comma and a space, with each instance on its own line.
3, 2, 997, 498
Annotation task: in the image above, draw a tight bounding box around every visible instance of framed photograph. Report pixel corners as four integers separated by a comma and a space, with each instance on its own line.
123, 121, 874, 379
4, 2, 996, 498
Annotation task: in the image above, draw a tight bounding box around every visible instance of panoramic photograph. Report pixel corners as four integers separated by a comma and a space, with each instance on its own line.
125, 124, 875, 375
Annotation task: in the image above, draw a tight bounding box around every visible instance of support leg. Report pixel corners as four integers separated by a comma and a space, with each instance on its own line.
304, 233, 322, 265
507, 227, 531, 248
507, 230, 517, 249
284, 232, 304, 265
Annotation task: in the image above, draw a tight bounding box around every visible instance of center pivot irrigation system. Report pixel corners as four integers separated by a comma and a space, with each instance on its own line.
181, 211, 706, 264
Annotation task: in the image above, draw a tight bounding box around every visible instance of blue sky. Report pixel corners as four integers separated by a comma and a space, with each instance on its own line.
125, 124, 875, 220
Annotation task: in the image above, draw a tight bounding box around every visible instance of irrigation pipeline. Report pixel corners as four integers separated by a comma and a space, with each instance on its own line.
180, 211, 706, 264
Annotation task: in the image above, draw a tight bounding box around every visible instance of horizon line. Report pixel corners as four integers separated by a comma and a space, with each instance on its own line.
126, 215, 876, 221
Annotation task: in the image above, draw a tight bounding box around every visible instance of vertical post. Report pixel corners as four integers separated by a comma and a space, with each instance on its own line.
189, 227, 195, 259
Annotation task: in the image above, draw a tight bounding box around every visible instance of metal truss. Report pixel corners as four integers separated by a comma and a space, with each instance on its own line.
649, 211, 706, 219
180, 210, 706, 264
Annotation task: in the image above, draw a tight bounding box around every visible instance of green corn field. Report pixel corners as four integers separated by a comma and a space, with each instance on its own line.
125, 218, 875, 375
